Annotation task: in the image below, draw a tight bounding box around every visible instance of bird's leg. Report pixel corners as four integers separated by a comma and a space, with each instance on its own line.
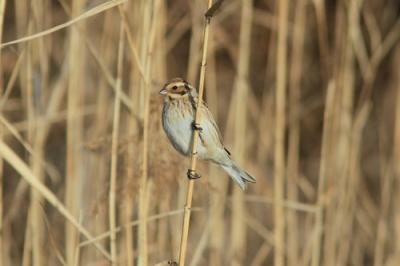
191, 121, 203, 132
187, 169, 201, 180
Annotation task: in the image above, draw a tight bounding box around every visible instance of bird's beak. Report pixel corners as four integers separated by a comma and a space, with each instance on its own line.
159, 88, 167, 95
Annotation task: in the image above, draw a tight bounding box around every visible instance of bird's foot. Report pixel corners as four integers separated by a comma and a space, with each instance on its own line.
191, 121, 203, 132
187, 169, 201, 180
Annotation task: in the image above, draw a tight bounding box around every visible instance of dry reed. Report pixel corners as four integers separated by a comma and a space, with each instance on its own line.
0, 0, 400, 265
274, 0, 288, 265
108, 18, 125, 264
178, 1, 213, 265
229, 0, 252, 265
0, 0, 5, 262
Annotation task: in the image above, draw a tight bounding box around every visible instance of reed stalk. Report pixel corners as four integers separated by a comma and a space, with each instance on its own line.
230, 0, 252, 265
138, 0, 160, 265
320, 4, 346, 265
287, 0, 306, 264
154, 1, 169, 261
207, 27, 226, 266
65, 0, 85, 263
2, 1, 400, 265
376, 171, 393, 266
109, 20, 125, 264
25, 37, 36, 266
392, 46, 400, 262
123, 2, 139, 264
312, 83, 335, 266
137, 2, 151, 264
26, 2, 51, 264
274, 0, 288, 265
0, 0, 5, 263
89, 9, 115, 263
178, 1, 213, 265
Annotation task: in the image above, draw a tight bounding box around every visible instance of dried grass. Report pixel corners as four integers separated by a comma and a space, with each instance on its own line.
0, 0, 400, 265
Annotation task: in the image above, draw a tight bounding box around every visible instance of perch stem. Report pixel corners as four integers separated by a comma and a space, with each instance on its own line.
178, 1, 213, 265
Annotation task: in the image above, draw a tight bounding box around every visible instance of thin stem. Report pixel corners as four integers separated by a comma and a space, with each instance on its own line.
312, 83, 335, 266
178, 1, 213, 265
138, 1, 160, 265
109, 20, 125, 265
287, 0, 306, 264
230, 0, 252, 264
274, 0, 288, 265
0, 0, 6, 263
65, 0, 85, 262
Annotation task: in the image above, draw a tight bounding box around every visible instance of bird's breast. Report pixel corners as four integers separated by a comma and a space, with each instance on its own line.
162, 102, 194, 156
162, 100, 213, 159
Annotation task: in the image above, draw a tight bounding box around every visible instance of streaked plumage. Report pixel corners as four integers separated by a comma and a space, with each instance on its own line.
160, 78, 256, 190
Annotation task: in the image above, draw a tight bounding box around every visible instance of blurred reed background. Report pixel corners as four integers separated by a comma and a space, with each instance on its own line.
0, 0, 400, 265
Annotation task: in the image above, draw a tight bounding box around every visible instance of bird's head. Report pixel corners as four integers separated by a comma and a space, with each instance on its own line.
159, 78, 196, 99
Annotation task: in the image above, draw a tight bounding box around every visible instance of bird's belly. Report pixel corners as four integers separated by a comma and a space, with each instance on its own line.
163, 114, 193, 156
163, 112, 208, 158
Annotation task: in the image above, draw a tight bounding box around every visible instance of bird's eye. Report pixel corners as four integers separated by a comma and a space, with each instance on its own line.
172, 86, 178, 90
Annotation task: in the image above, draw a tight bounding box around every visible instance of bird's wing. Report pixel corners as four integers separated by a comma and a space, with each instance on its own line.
189, 92, 226, 151
200, 105, 225, 149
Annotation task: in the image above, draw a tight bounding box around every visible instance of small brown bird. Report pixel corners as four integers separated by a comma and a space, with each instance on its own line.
159, 78, 256, 190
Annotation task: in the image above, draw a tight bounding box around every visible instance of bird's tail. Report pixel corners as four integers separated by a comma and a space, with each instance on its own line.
221, 162, 256, 190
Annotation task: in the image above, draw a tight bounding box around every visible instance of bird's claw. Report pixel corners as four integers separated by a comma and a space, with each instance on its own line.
191, 121, 203, 132
187, 169, 201, 180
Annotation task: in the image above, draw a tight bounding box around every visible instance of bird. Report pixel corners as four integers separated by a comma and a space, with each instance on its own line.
159, 77, 256, 190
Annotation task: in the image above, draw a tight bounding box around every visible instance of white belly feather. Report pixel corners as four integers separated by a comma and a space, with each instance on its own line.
162, 102, 209, 158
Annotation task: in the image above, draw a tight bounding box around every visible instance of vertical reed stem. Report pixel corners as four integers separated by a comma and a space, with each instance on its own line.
138, 0, 151, 263
312, 83, 335, 266
230, 0, 252, 264
274, 0, 288, 265
65, 0, 84, 263
393, 45, 400, 261
138, 0, 160, 265
109, 21, 125, 265
287, 0, 306, 264
178, 1, 212, 265
0, 0, 5, 263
